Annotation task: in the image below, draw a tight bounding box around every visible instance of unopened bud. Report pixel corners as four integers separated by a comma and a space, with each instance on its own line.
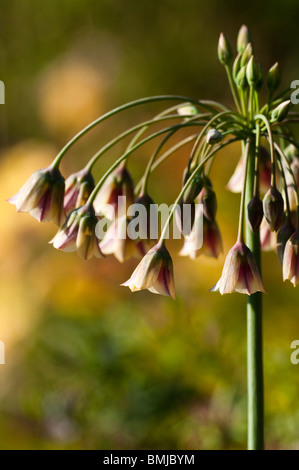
246, 56, 259, 86
182, 168, 204, 205
218, 33, 233, 65
240, 42, 253, 68
237, 25, 252, 54
263, 186, 285, 231
233, 53, 242, 81
267, 62, 280, 93
177, 104, 199, 116
199, 185, 217, 221
271, 100, 291, 123
206, 128, 223, 144
236, 66, 248, 90
248, 196, 263, 233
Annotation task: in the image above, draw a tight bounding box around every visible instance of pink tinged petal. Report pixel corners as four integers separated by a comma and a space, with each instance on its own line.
211, 241, 265, 295
226, 158, 244, 193
283, 236, 299, 286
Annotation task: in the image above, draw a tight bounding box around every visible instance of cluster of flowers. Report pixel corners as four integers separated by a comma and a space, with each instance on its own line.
8, 25, 299, 298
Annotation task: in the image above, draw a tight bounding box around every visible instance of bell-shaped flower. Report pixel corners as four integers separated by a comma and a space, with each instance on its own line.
8, 165, 65, 225
211, 241, 265, 295
50, 205, 103, 260
122, 243, 175, 298
99, 215, 145, 263
93, 163, 134, 218
64, 168, 94, 213
180, 207, 222, 259
282, 230, 299, 286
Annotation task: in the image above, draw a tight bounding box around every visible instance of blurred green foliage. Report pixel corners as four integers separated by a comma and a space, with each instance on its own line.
1, 0, 299, 450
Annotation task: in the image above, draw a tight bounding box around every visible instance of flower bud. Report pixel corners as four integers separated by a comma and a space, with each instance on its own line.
218, 33, 233, 65
236, 66, 248, 90
233, 53, 242, 81
64, 168, 95, 213
182, 167, 204, 205
206, 129, 223, 145
177, 104, 199, 116
237, 25, 252, 53
283, 230, 299, 286
199, 185, 217, 221
240, 42, 253, 68
211, 241, 265, 295
263, 186, 285, 232
277, 218, 296, 264
247, 196, 263, 233
8, 165, 65, 225
122, 243, 175, 298
267, 62, 280, 93
246, 56, 259, 86
271, 100, 291, 123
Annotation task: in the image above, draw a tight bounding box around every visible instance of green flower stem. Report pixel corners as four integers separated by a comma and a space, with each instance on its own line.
253, 123, 261, 198
51, 95, 229, 169
237, 139, 250, 242
124, 104, 206, 155
85, 121, 205, 207
255, 114, 276, 187
83, 114, 206, 173
225, 65, 242, 113
245, 136, 264, 450
134, 135, 199, 195
158, 138, 241, 243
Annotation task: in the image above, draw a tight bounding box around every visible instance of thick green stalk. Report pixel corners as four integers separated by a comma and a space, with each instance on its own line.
245, 137, 264, 450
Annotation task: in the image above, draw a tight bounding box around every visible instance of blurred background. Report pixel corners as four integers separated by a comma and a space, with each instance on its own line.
1, 0, 299, 450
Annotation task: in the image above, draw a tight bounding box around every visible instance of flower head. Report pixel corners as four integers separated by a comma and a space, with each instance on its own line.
8, 165, 65, 225
50, 205, 103, 260
283, 230, 299, 286
122, 243, 175, 298
64, 168, 95, 213
211, 241, 265, 295
277, 218, 296, 264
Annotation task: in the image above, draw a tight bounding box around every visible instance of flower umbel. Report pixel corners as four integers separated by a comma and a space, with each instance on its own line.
122, 243, 175, 298
8, 166, 65, 225
211, 241, 265, 295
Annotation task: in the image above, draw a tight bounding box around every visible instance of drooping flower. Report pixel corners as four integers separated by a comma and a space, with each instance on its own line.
8, 165, 65, 225
180, 208, 222, 259
122, 243, 175, 298
282, 230, 299, 286
50, 205, 103, 260
93, 163, 134, 218
277, 218, 296, 264
99, 215, 145, 263
211, 241, 265, 295
64, 168, 95, 213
